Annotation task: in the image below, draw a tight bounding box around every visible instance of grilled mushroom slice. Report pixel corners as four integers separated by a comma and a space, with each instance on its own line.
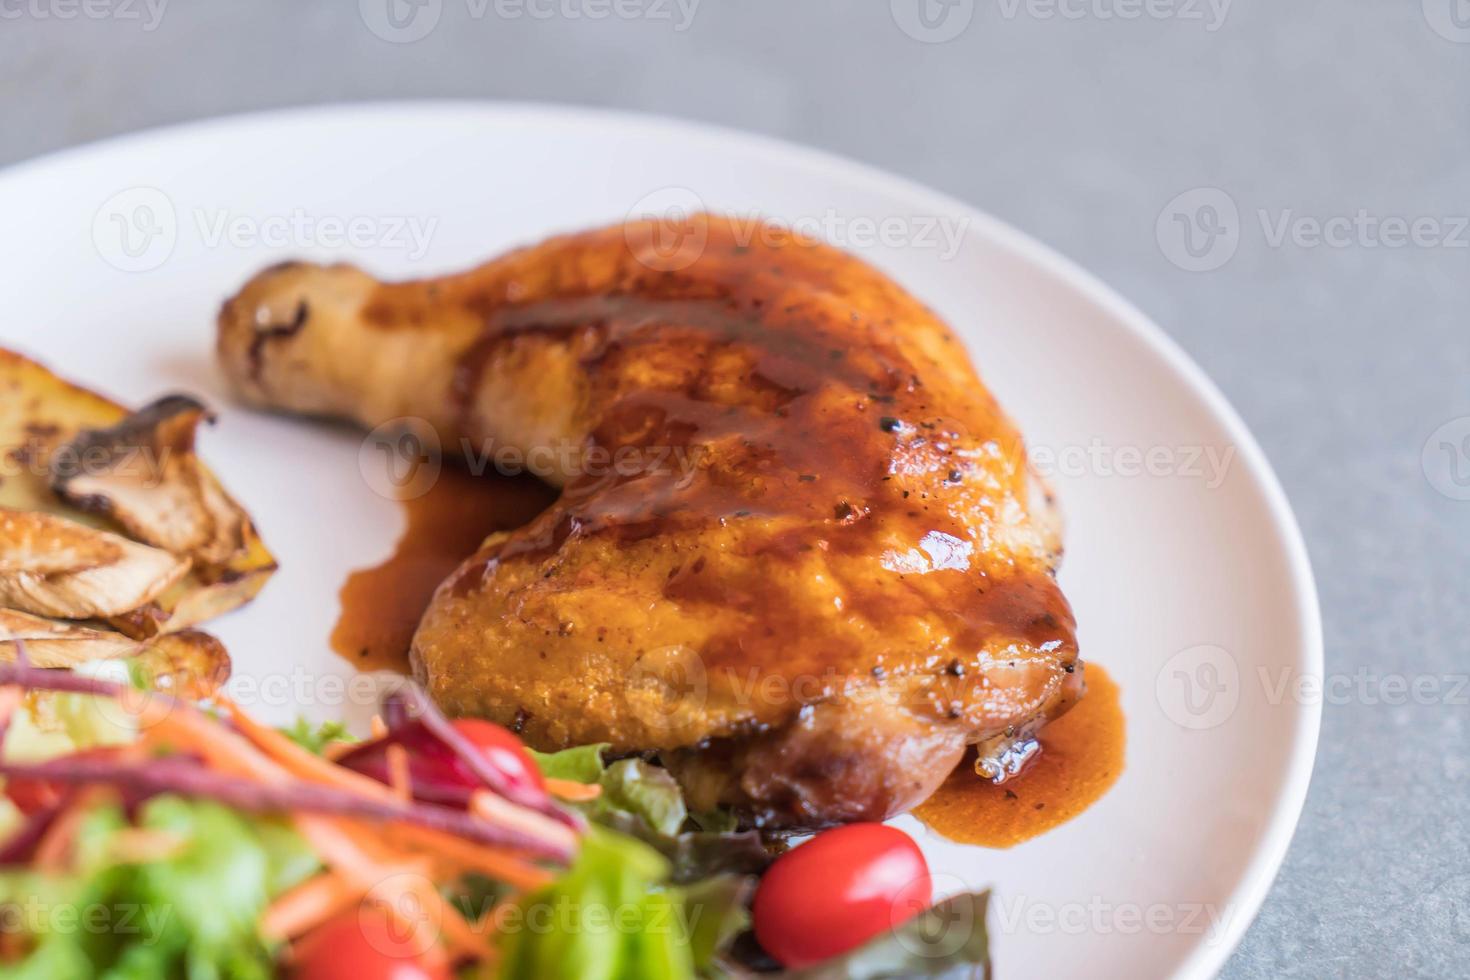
49, 396, 253, 571
0, 510, 191, 619
0, 509, 123, 576
0, 608, 141, 666
129, 630, 232, 701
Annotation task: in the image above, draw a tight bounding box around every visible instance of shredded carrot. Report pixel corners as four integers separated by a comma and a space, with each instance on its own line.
471, 791, 578, 854
30, 688, 560, 964
33, 787, 108, 872
385, 822, 554, 891
298, 816, 486, 960
386, 744, 412, 802
215, 698, 398, 799
260, 872, 363, 941
142, 709, 288, 784
323, 740, 357, 762
370, 715, 388, 739
546, 778, 602, 802
216, 696, 574, 862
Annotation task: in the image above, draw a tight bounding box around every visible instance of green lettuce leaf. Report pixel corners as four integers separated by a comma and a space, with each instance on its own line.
278, 718, 357, 756
530, 746, 772, 885
0, 795, 319, 978
529, 742, 609, 784
780, 892, 993, 980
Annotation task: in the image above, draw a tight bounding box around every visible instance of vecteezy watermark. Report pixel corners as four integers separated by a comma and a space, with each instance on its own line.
1422, 416, 1470, 501
92, 187, 438, 272
1155, 187, 1241, 272
890, 0, 975, 43
1422, 0, 1470, 43
993, 0, 1233, 31
358, 417, 705, 502
1157, 186, 1470, 271
360, 418, 445, 502
4, 432, 179, 488
0, 898, 174, 939
990, 894, 1238, 944
93, 187, 178, 273
223, 667, 408, 712
1028, 439, 1236, 489
1156, 644, 1469, 731
623, 187, 971, 272
0, 0, 168, 30
193, 208, 436, 260
1155, 644, 1240, 730
359, 0, 699, 43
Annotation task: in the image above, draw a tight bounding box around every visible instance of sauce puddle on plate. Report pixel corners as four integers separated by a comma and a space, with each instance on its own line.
914, 663, 1124, 848
331, 465, 556, 674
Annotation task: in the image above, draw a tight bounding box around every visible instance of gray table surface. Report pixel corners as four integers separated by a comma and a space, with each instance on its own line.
2, 3, 1467, 977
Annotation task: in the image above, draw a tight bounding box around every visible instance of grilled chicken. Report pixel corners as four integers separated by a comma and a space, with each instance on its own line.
217, 215, 1083, 827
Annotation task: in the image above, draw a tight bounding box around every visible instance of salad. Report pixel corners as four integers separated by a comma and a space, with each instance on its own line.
0, 647, 991, 978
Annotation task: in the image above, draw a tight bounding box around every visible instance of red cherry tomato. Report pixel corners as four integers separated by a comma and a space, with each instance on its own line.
4, 775, 61, 815
451, 718, 546, 796
292, 911, 449, 980
5, 748, 120, 814
752, 823, 932, 968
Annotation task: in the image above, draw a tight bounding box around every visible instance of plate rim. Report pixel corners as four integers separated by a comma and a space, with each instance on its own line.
0, 100, 1323, 980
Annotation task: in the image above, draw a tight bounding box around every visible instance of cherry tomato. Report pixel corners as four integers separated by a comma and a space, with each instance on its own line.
752, 823, 932, 968
292, 911, 449, 980
4, 775, 61, 815
335, 719, 546, 809
451, 718, 546, 797
5, 748, 120, 814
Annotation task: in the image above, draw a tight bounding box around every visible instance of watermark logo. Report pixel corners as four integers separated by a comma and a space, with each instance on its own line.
360, 0, 443, 42
625, 187, 710, 272
93, 187, 177, 273
891, 0, 975, 43
1422, 417, 1470, 501
894, 873, 985, 958
1423, 0, 1470, 43
1160, 187, 1469, 270
625, 645, 708, 733
193, 208, 437, 261
1155, 644, 1239, 730
360, 0, 700, 41
361, 873, 444, 957
0, 0, 169, 30
1028, 439, 1235, 488
0, 897, 174, 939
624, 191, 971, 271
994, 0, 1232, 31
359, 418, 444, 502
991, 893, 1237, 943
1156, 187, 1240, 272
92, 188, 438, 271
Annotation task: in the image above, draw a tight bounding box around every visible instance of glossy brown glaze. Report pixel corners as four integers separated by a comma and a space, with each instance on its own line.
915, 663, 1124, 847
219, 215, 1083, 826
332, 466, 554, 674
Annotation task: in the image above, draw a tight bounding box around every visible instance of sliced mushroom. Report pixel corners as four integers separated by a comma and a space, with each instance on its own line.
48, 396, 254, 570
0, 508, 123, 575
130, 630, 232, 701
0, 510, 191, 619
0, 608, 142, 667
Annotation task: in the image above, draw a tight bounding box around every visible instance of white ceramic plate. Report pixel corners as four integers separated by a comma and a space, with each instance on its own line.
0, 104, 1320, 980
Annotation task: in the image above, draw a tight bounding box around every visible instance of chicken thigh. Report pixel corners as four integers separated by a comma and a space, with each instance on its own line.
217, 215, 1083, 827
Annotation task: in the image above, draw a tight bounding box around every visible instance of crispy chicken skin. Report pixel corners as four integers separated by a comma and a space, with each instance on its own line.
218, 215, 1083, 827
